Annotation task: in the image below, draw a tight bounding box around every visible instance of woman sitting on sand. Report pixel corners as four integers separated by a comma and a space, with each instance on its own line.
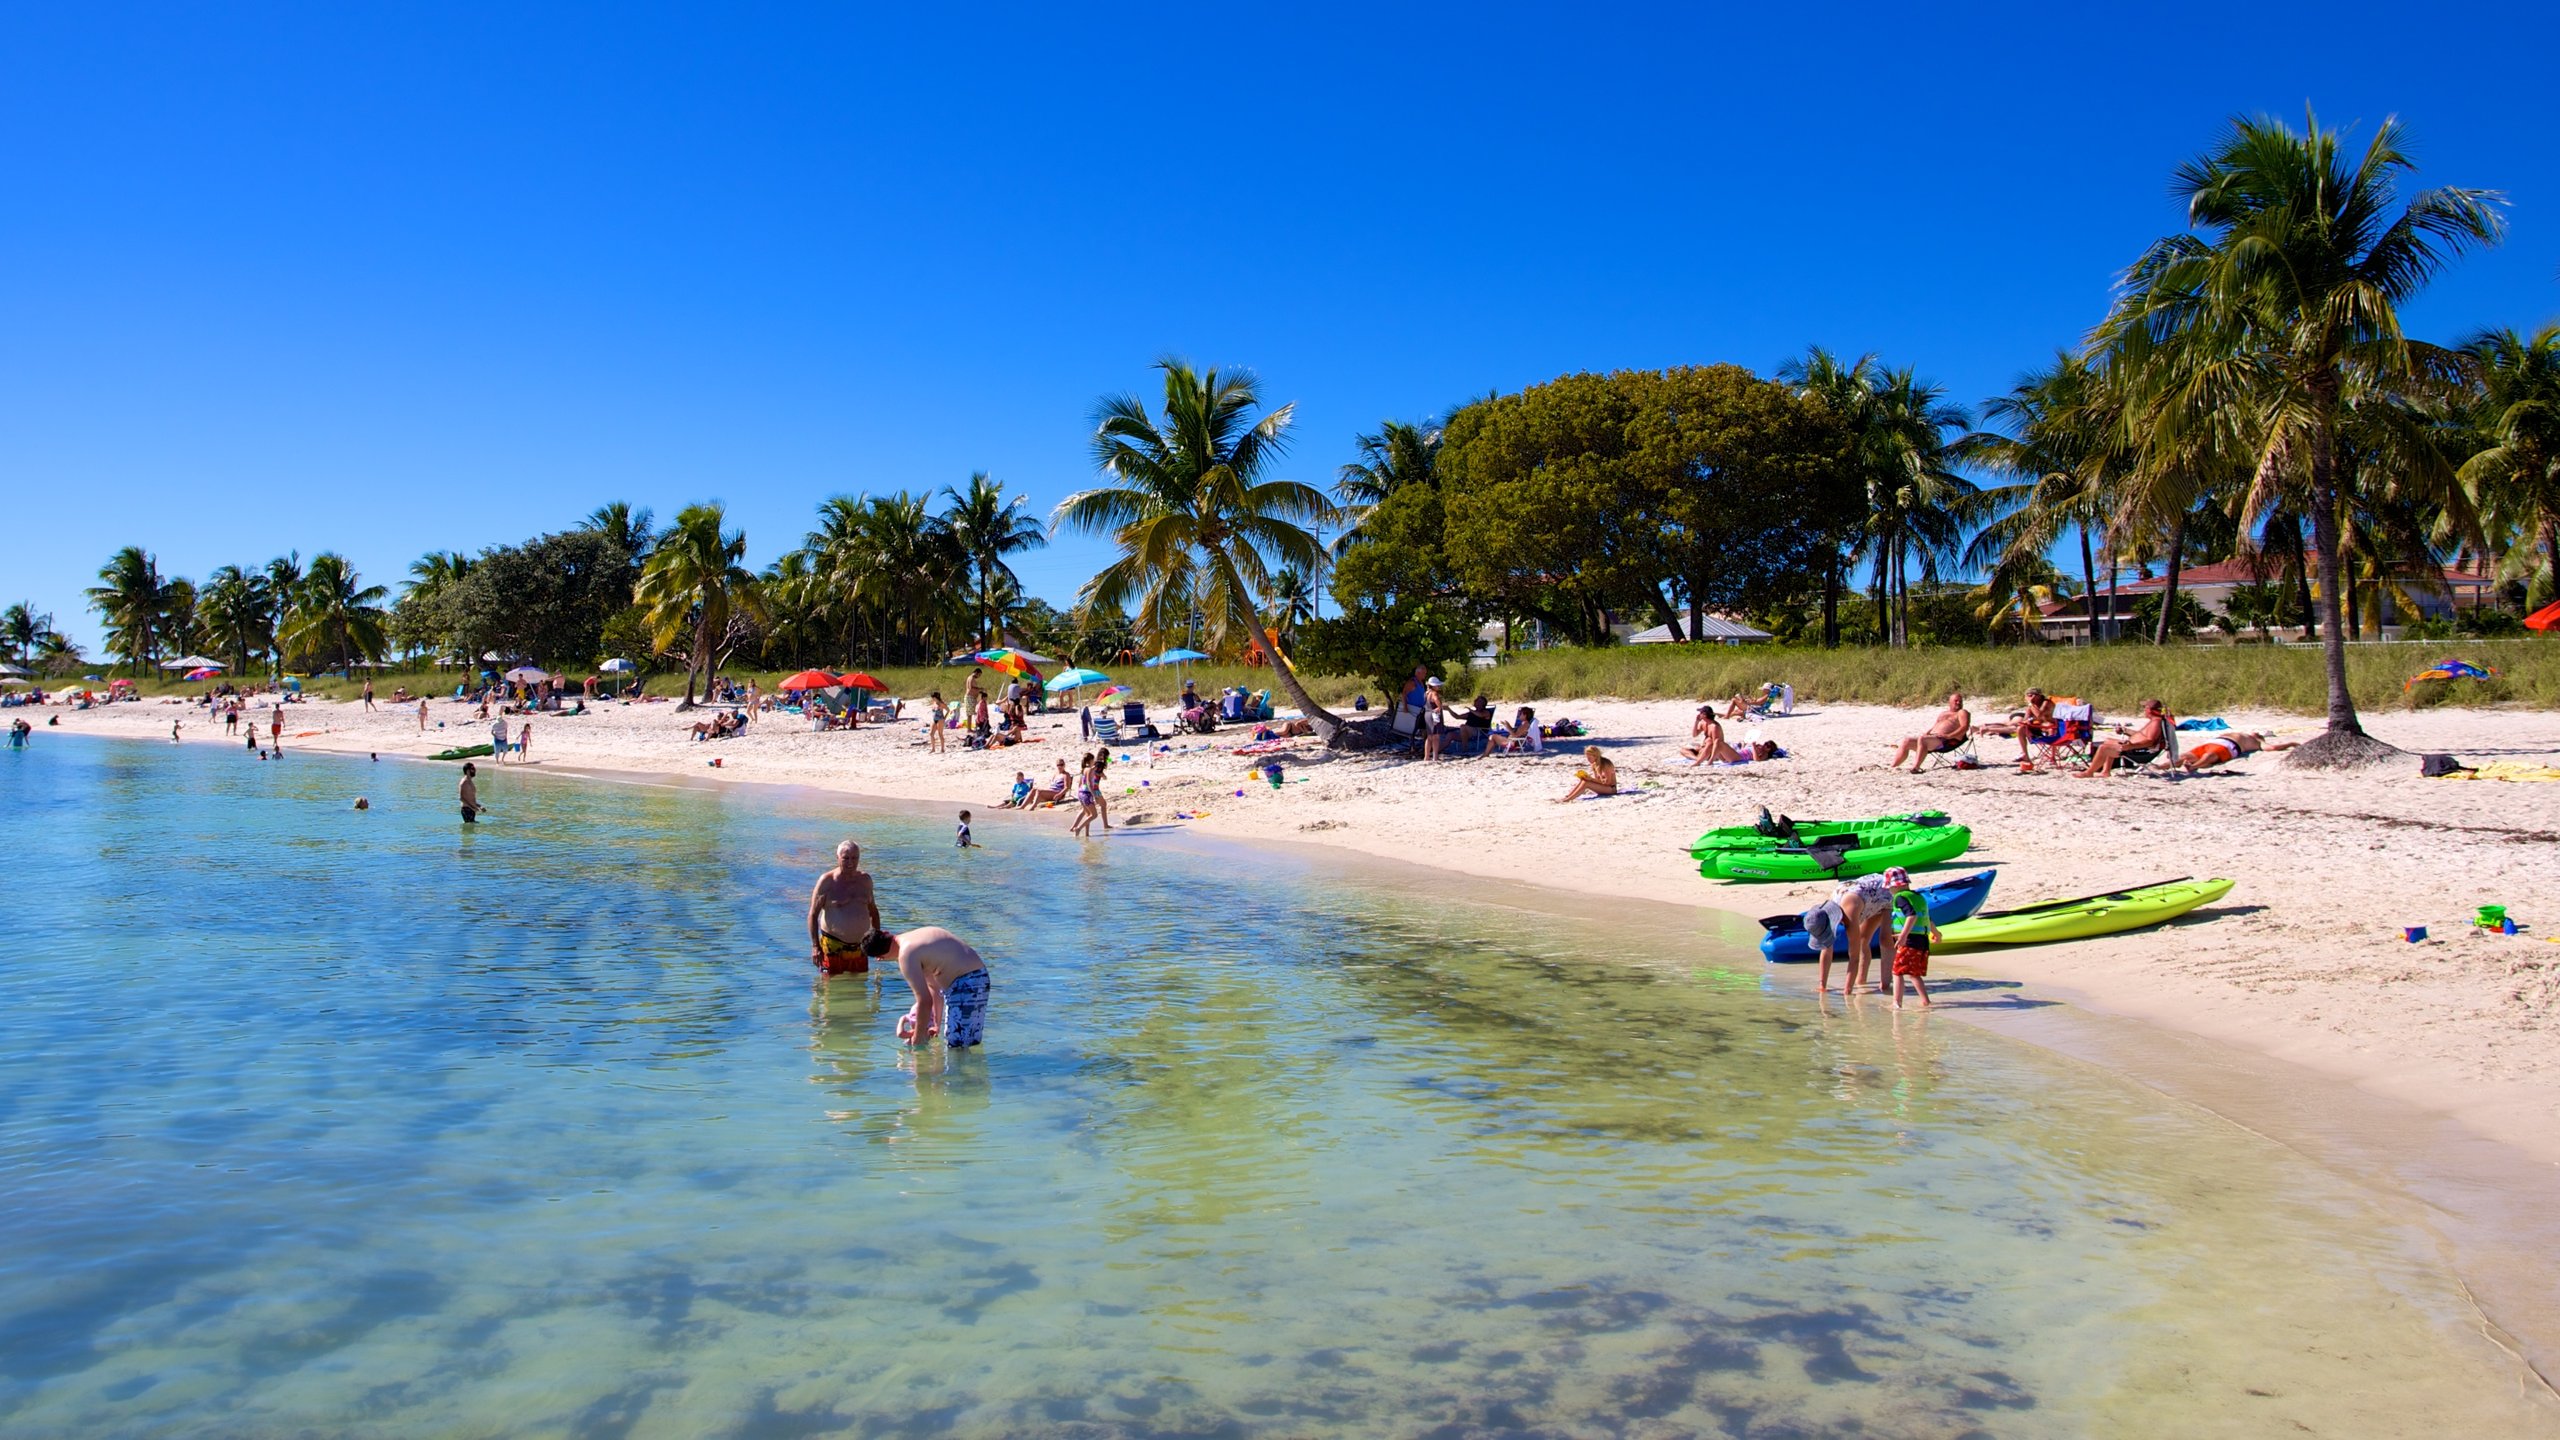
1037, 759, 1072, 807
1554, 746, 1619, 802
1680, 706, 1740, 766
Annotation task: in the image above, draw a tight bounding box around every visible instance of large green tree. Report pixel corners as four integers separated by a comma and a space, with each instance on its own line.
198, 565, 274, 674
437, 531, 633, 669
636, 503, 762, 710
1057, 358, 1343, 736
1428, 367, 1855, 644
2098, 109, 2503, 765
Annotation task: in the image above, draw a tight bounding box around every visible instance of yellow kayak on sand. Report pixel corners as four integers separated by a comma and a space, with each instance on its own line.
1938, 877, 2234, 947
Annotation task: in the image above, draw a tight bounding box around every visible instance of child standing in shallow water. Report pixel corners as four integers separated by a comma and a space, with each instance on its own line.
1890, 885, 1939, 1009
955, 810, 974, 848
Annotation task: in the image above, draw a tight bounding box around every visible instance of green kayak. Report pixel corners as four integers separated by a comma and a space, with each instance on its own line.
428, 744, 495, 761
1937, 877, 2234, 946
1699, 816, 1972, 882
1689, 810, 1953, 857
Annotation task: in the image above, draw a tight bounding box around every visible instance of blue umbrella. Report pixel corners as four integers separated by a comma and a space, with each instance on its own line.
1043, 668, 1112, 694
1142, 649, 1209, 667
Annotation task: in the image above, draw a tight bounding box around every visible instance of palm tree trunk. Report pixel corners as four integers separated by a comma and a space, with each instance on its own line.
677, 615, 706, 711
1821, 552, 1839, 648
2289, 518, 2318, 639
2290, 390, 2385, 765
2153, 515, 2187, 645
2104, 536, 2120, 645
2543, 514, 2558, 605
1208, 549, 1341, 740
2078, 525, 2098, 649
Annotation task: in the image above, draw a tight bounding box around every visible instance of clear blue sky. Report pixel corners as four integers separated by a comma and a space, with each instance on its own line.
8, 4, 2557, 652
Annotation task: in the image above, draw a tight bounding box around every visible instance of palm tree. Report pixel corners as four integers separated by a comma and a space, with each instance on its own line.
280, 553, 390, 675
940, 473, 1047, 648
1057, 358, 1343, 737
2, 602, 49, 663
87, 546, 169, 673
2458, 325, 2560, 604
407, 549, 473, 600
583, 501, 658, 557
262, 552, 305, 673
1265, 566, 1320, 643
2096, 109, 2503, 764
199, 566, 272, 674
1965, 353, 2127, 644
1782, 351, 1977, 647
636, 503, 762, 710
1331, 417, 1448, 556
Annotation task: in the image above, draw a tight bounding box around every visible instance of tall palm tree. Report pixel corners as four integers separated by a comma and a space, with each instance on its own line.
407, 549, 473, 600
280, 553, 390, 675
582, 502, 659, 593
2095, 109, 2503, 764
1964, 352, 2126, 644
263, 552, 305, 673
2458, 325, 2560, 602
1058, 359, 1342, 737
940, 473, 1047, 648
1782, 350, 1977, 647
1331, 418, 1448, 556
199, 566, 273, 674
1265, 566, 1320, 643
87, 546, 168, 673
636, 503, 762, 710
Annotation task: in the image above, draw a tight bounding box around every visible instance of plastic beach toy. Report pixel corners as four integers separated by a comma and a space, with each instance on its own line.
2404, 925, 2428, 943
2475, 905, 2508, 929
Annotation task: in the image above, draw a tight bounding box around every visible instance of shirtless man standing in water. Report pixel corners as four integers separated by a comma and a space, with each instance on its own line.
807, 841, 884, 975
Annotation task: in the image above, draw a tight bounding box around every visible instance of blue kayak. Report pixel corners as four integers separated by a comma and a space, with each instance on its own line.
1758, 870, 1997, 963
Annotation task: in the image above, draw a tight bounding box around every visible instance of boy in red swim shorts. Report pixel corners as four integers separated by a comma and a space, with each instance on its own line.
1890, 886, 1940, 1009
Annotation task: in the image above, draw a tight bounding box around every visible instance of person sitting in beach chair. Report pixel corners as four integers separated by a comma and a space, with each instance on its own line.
1887, 692, 1971, 774
1491, 706, 1542, 754
2178, 731, 2299, 772
1975, 689, 2057, 765
1091, 709, 1121, 746
2074, 698, 2178, 778
1553, 746, 1619, 802
2025, 698, 2096, 771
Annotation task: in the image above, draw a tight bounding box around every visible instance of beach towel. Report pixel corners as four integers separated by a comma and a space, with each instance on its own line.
2438, 761, 2560, 783
2175, 717, 2229, 731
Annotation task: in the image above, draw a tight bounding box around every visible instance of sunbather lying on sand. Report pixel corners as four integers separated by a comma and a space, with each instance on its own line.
2178, 731, 2296, 771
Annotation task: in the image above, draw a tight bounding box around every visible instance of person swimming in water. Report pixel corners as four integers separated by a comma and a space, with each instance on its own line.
807, 840, 884, 976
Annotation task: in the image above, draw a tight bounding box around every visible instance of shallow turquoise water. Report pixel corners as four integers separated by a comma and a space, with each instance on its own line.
0, 738, 2546, 1437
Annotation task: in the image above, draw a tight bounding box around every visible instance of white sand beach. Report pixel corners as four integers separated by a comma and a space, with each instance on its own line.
48, 689, 2560, 1166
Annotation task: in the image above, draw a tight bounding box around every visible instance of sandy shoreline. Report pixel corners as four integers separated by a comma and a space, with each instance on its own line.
44, 687, 2560, 1164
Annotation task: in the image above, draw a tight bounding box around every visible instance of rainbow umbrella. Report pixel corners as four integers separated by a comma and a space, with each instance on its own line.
779, 669, 842, 692
184, 667, 221, 680
1095, 684, 1131, 701
972, 648, 1037, 678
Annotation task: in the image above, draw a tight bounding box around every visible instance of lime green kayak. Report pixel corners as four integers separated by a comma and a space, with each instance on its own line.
1938, 877, 2234, 946
428, 744, 495, 761
1700, 818, 1972, 881
1689, 810, 1951, 857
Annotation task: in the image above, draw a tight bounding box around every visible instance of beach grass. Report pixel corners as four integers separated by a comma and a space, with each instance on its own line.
101, 636, 2557, 716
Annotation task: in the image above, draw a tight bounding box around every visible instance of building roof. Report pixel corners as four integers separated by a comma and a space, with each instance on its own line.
1626, 616, 1772, 642
2113, 556, 2497, 594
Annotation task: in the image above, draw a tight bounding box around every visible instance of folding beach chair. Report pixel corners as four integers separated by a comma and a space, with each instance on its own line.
2032, 700, 2096, 770
1092, 712, 1121, 746
1918, 730, 1979, 772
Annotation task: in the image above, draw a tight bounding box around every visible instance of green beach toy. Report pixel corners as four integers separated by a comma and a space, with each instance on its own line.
2474, 905, 2507, 929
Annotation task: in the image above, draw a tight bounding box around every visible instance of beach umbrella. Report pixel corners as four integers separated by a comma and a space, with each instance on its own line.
0, 663, 28, 677
1142, 648, 1209, 667
1094, 684, 1130, 701
2528, 598, 2560, 633
599, 658, 636, 673
837, 671, 888, 692
779, 669, 842, 692
1044, 668, 1111, 694
184, 667, 220, 680
972, 648, 1036, 678
503, 665, 551, 683
0, 677, 29, 687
